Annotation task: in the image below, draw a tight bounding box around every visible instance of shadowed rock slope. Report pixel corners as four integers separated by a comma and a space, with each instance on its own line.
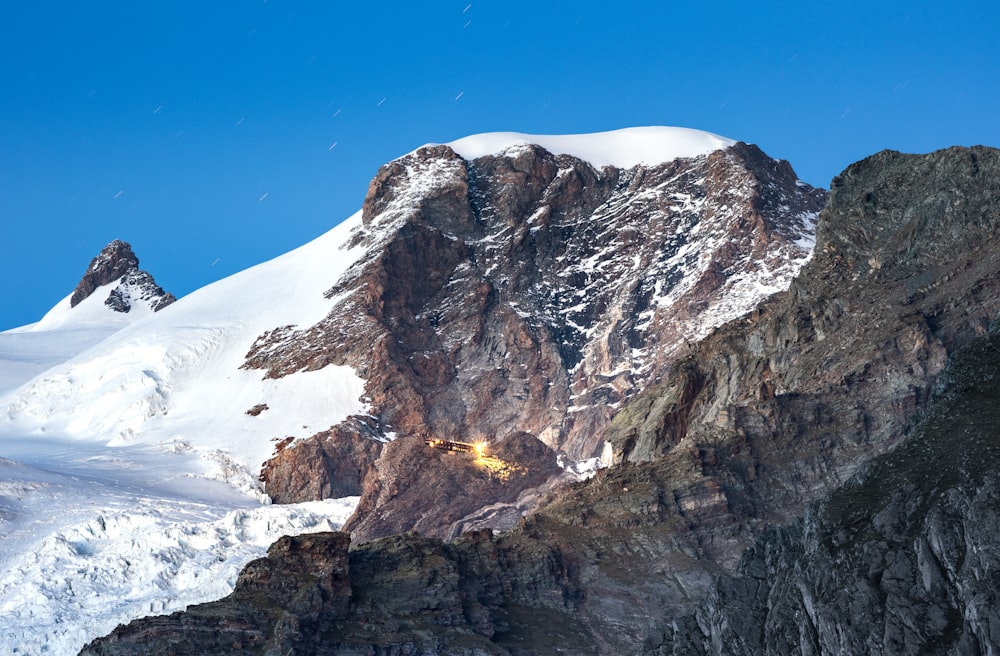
607, 146, 1000, 545
674, 332, 1000, 655
81, 145, 1000, 655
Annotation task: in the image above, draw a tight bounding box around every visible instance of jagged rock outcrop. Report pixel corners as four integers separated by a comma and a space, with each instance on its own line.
80, 529, 592, 656
70, 240, 139, 306
244, 140, 824, 537
261, 416, 386, 503
80, 533, 356, 655
344, 430, 564, 540
70, 240, 176, 312
81, 145, 1000, 655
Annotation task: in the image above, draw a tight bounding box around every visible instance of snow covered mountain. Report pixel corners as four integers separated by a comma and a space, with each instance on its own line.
1, 222, 369, 490
79, 146, 1000, 656
0, 240, 174, 393
0, 239, 361, 654
0, 127, 826, 653
249, 128, 825, 539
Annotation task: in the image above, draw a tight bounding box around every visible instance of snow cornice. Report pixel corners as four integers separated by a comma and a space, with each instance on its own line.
433, 126, 737, 169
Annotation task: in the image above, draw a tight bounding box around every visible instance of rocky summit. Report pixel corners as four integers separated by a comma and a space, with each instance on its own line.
248, 137, 825, 542
70, 239, 176, 313
80, 144, 1000, 655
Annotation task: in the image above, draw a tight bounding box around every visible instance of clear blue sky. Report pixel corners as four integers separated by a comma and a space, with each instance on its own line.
2, 1, 998, 330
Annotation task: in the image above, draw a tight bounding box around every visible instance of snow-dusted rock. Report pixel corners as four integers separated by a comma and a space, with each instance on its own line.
70, 239, 175, 312
243, 133, 824, 539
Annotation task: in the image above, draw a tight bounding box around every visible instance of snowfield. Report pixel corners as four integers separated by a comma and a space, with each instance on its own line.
1, 211, 371, 492
442, 126, 736, 169
0, 212, 371, 653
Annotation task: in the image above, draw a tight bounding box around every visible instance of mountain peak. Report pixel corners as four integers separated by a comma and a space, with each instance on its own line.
70, 240, 138, 307
70, 240, 175, 313
248, 134, 826, 529
437, 126, 737, 169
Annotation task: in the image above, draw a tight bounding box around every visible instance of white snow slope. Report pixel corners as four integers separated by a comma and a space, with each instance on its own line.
0, 127, 742, 654
0, 444, 357, 654
0, 282, 158, 393
0, 214, 372, 654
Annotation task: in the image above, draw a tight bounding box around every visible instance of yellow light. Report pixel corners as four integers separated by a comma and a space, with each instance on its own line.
473, 442, 485, 458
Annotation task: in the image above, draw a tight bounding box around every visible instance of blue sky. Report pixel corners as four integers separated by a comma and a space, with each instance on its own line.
1, 1, 998, 330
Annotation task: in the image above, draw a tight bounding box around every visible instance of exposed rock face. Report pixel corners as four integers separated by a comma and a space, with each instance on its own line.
344, 430, 564, 540
245, 140, 824, 535
70, 240, 138, 306
80, 530, 592, 656
260, 416, 386, 503
70, 240, 176, 312
673, 334, 1000, 655
80, 532, 355, 655
607, 146, 1000, 537
104, 269, 175, 313
81, 146, 1000, 655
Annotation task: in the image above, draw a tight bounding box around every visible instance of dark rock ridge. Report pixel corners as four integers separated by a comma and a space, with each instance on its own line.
81, 530, 593, 656
246, 140, 824, 539
81, 145, 1000, 655
70, 240, 138, 306
345, 431, 564, 540
70, 240, 176, 312
607, 146, 1000, 540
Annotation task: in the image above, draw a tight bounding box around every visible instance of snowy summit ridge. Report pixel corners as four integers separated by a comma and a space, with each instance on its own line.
440, 126, 737, 169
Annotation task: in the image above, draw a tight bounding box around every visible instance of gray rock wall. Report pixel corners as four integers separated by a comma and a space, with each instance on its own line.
666, 334, 1000, 655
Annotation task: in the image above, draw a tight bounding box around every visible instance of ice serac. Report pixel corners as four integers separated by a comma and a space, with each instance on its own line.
81, 145, 1000, 655
70, 239, 176, 313
246, 130, 825, 540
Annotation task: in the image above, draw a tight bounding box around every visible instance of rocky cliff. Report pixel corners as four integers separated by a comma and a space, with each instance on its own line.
609, 146, 1000, 537
676, 333, 1000, 655
249, 139, 824, 541
81, 145, 1000, 655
